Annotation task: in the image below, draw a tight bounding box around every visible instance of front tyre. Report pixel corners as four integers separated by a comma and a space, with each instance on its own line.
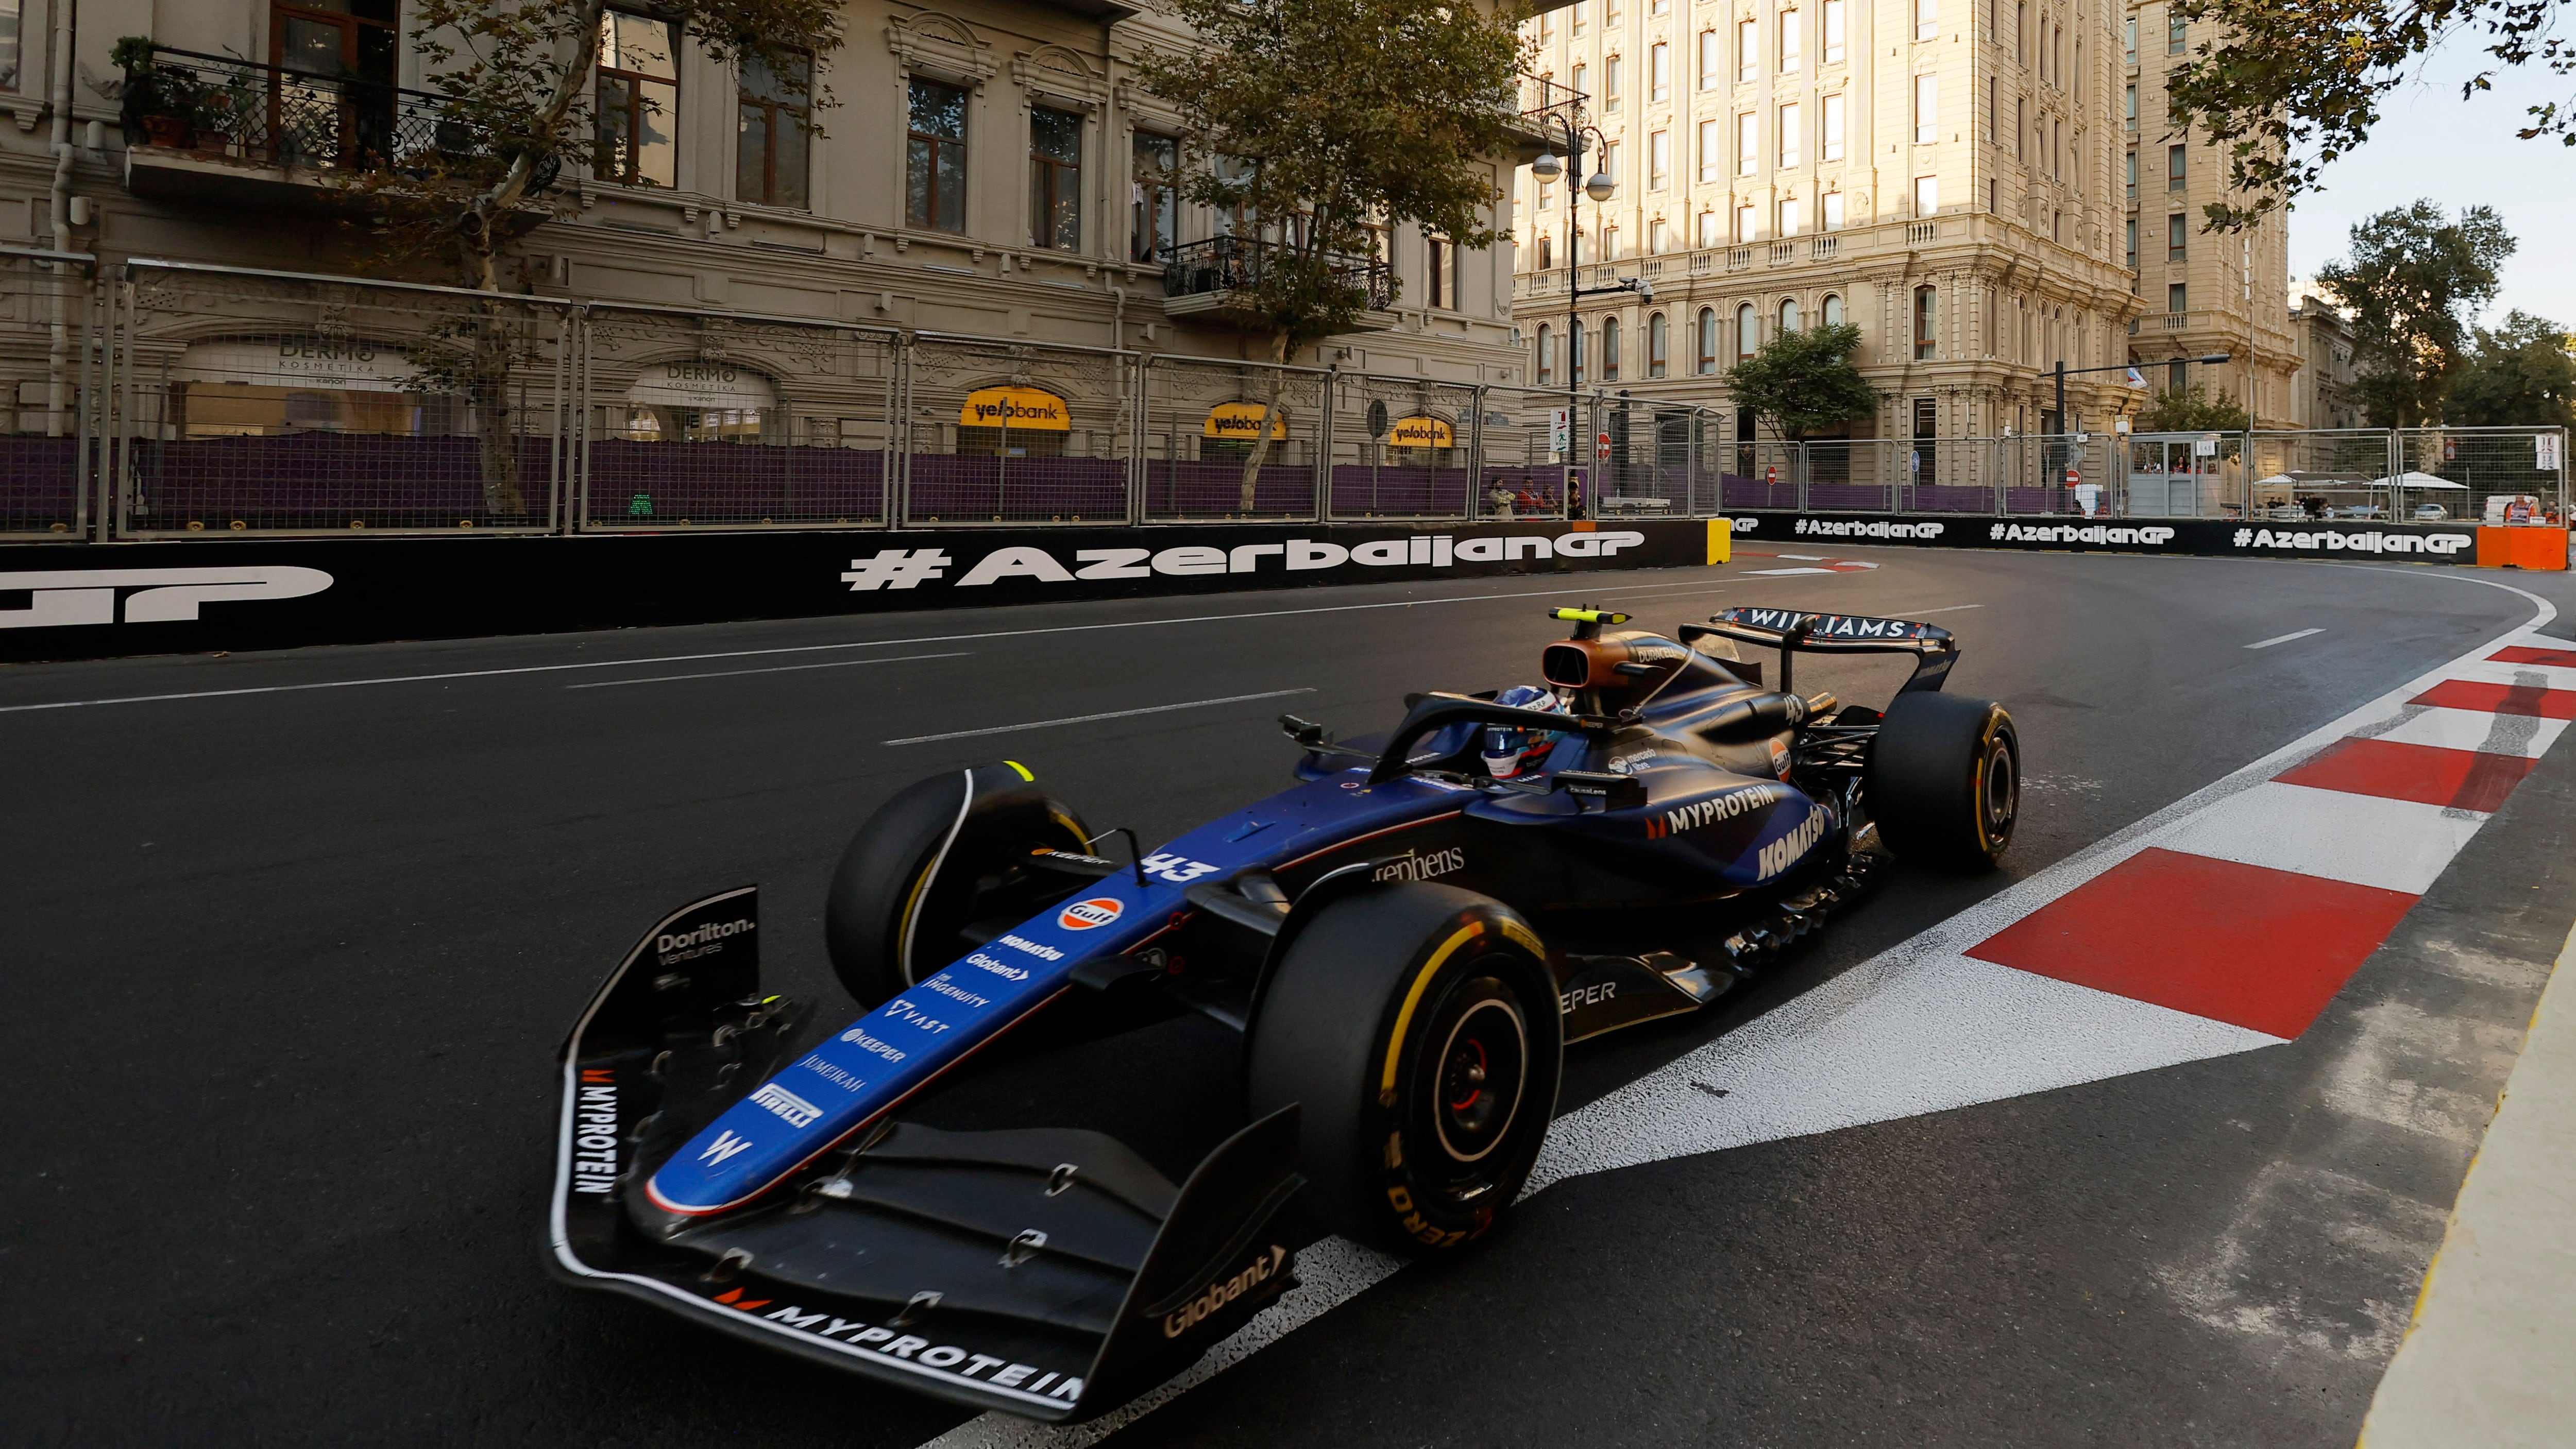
823, 763, 1093, 1008
1868, 692, 2019, 871
1247, 884, 1562, 1257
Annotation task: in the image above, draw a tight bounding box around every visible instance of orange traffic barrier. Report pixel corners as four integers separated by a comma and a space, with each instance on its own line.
2475, 527, 2570, 571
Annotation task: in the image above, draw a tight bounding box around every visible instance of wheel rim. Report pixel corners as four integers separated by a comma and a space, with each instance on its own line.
1429, 991, 1529, 1165
1981, 734, 2019, 844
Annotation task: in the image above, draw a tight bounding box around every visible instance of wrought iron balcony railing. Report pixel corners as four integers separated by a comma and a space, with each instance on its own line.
1162, 235, 1395, 313
122, 46, 500, 179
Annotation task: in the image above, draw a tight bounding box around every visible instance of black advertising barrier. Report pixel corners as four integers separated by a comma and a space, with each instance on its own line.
1724, 510, 2485, 562
0, 519, 1718, 663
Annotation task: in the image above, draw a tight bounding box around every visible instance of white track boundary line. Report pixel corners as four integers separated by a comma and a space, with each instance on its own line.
919, 572, 2560, 1449
884, 690, 1318, 746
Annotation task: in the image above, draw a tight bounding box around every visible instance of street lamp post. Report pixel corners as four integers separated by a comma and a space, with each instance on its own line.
2049, 351, 2231, 434
1532, 114, 1650, 489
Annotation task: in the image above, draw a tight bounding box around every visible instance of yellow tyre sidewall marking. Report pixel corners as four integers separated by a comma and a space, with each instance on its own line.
1381, 919, 1487, 1099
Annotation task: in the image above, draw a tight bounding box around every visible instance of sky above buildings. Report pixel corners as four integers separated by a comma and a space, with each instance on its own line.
2285, 39, 2576, 330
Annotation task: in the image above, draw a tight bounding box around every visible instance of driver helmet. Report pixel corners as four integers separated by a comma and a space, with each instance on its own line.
1482, 685, 1568, 779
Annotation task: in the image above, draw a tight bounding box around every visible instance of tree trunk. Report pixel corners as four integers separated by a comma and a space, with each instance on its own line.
1239, 330, 1291, 512
468, 289, 526, 520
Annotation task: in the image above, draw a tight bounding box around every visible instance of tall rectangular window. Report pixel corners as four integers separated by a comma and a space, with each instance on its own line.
2125, 217, 2138, 270
1700, 29, 1721, 88
1916, 0, 1938, 41
1913, 174, 1938, 216
736, 50, 810, 208
1778, 195, 1801, 236
906, 76, 969, 232
2167, 212, 2187, 262
0, 0, 19, 92
1737, 202, 1758, 241
1604, 226, 1621, 260
1823, 190, 1842, 229
1822, 93, 1844, 160
1986, 74, 1996, 143
1699, 118, 1720, 180
1573, 0, 1586, 36
1823, 0, 1845, 62
1698, 210, 1720, 247
2125, 83, 2137, 129
597, 10, 679, 187
2168, 281, 2188, 313
2014, 96, 2024, 159
1425, 234, 1453, 309
1539, 9, 1552, 43
1132, 132, 1177, 261
1605, 139, 1622, 187
1605, 54, 1624, 110
1777, 102, 1800, 167
1650, 128, 1670, 189
2015, 1, 2026, 63
2125, 149, 2137, 199
2123, 16, 2137, 63
1607, 0, 1622, 21
1780, 9, 1801, 72
1650, 217, 1669, 253
1914, 284, 1938, 359
1913, 73, 1938, 144
2168, 11, 2187, 53
1737, 113, 1757, 175
1029, 106, 1082, 249
1739, 19, 1758, 81
1652, 42, 1670, 101
2167, 143, 2185, 190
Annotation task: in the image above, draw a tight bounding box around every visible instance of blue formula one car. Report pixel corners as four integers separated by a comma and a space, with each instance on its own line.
550, 604, 2020, 1421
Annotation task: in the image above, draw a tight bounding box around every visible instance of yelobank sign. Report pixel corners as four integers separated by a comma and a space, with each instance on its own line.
839, 528, 1653, 591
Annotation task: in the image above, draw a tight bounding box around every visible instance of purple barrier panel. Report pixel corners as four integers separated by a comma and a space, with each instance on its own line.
1144, 461, 1314, 516
904, 453, 1001, 518
591, 442, 887, 523
1805, 483, 1894, 510
1720, 474, 1798, 509
1, 437, 82, 529
129, 433, 514, 526
1330, 465, 1470, 516
1907, 484, 2000, 514
2005, 486, 2081, 514
905, 454, 1123, 520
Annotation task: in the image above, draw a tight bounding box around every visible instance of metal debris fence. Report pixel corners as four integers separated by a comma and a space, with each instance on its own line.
2, 250, 2566, 539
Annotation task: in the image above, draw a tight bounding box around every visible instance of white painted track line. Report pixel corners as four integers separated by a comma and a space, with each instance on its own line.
564, 651, 972, 689
2153, 783, 2490, 895
2246, 627, 2326, 650
2370, 707, 2568, 759
883, 689, 1317, 746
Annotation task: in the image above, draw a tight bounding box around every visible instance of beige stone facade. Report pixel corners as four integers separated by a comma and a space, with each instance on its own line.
1512, 0, 2145, 443
2119, 0, 2296, 425
2286, 283, 2363, 431
0, 0, 1526, 431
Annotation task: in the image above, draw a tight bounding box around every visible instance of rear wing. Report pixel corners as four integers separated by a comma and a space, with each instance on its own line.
1680, 607, 1958, 696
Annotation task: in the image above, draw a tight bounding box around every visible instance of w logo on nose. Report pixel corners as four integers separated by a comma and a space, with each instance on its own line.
699, 1130, 753, 1165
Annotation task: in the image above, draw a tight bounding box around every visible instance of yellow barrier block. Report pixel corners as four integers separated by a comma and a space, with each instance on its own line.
1705, 517, 1733, 565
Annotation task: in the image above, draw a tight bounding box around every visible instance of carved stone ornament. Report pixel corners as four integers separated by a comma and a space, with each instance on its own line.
887, 12, 997, 93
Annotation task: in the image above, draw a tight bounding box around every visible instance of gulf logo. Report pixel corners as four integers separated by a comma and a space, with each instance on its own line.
1059, 897, 1125, 930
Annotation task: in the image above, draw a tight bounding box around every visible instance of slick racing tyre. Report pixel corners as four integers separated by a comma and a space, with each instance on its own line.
1868, 692, 2018, 871
823, 762, 1094, 1007
1248, 884, 1562, 1258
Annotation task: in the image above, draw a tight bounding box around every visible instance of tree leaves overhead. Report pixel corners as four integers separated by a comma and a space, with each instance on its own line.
1720, 322, 1877, 441
2167, 0, 2576, 230
2315, 200, 2514, 426
2446, 309, 2576, 425
2135, 382, 2252, 432
1130, 0, 1528, 359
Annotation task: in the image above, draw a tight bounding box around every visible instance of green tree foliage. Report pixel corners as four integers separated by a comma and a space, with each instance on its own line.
1720, 322, 1877, 441
2316, 201, 2514, 428
1133, 0, 1525, 504
2446, 310, 2576, 427
2168, 0, 2576, 229
2134, 383, 2251, 433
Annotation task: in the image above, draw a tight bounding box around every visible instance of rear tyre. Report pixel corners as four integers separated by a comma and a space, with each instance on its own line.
1868, 692, 2018, 871
823, 763, 1093, 1008
1247, 884, 1562, 1257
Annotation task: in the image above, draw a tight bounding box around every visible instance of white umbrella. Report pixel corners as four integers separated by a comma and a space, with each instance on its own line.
2369, 470, 2469, 489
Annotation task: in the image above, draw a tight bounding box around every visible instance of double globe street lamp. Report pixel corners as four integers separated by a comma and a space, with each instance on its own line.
1532, 121, 1650, 408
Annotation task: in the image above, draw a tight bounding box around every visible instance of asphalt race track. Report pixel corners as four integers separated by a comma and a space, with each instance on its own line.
7, 546, 2575, 1448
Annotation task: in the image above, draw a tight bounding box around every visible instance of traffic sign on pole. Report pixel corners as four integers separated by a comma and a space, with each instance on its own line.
1597, 431, 1612, 461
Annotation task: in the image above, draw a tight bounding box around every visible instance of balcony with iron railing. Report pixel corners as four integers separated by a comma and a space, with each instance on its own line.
1160, 235, 1397, 331
120, 46, 538, 210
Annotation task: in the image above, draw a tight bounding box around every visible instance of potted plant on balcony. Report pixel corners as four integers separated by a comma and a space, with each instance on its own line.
113, 37, 192, 148
189, 73, 261, 158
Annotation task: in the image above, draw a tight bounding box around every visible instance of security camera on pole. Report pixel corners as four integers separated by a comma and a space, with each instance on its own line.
1532, 104, 1651, 510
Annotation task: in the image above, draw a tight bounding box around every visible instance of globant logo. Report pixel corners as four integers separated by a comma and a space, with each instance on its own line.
1988, 522, 2177, 546
2229, 526, 2471, 555
1795, 518, 1945, 540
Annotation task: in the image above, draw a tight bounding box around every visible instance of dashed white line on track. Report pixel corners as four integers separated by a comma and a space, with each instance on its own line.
564, 652, 972, 688
2246, 627, 2326, 650
883, 689, 1317, 746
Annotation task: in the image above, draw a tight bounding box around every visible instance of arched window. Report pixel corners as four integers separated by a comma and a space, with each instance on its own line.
1821, 293, 1844, 327
1697, 308, 1719, 374
1570, 319, 1587, 385
1602, 314, 1622, 381
1537, 323, 1555, 384
1913, 285, 1937, 360
1648, 312, 1670, 377
1779, 298, 1802, 333
1736, 302, 1758, 360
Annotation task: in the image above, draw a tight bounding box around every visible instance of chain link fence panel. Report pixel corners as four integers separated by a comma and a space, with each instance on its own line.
578, 306, 893, 530
0, 251, 94, 536
1329, 373, 1481, 520
2395, 428, 2568, 526
114, 264, 568, 535
902, 336, 1132, 525
1139, 355, 1325, 522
